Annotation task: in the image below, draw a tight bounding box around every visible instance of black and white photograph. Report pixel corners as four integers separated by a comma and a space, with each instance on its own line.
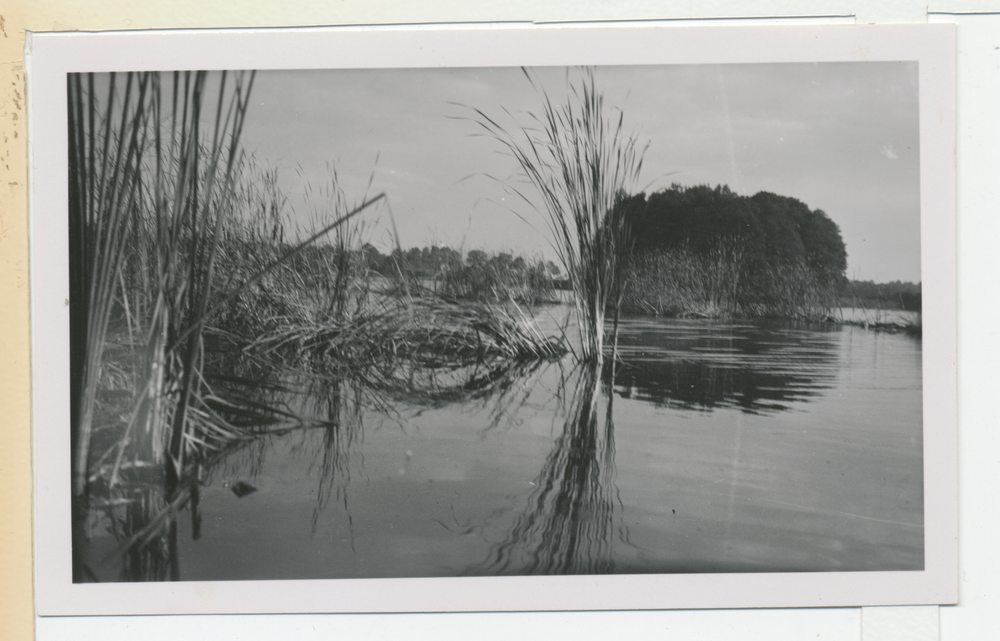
28, 24, 957, 614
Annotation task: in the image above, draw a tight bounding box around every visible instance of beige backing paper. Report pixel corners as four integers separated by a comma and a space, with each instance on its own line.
1, 1, 983, 640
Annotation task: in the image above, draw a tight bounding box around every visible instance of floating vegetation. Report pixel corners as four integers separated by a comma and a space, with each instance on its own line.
228, 481, 258, 498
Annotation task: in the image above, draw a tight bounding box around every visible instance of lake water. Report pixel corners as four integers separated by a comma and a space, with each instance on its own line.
157, 313, 923, 580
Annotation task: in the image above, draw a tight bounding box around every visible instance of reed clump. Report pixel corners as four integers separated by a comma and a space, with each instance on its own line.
68, 70, 260, 581
70, 70, 571, 581
68, 71, 392, 580
222, 172, 567, 394
248, 294, 566, 391
471, 68, 647, 362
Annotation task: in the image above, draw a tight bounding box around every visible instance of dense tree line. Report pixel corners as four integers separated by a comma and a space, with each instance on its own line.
247, 183, 919, 317
361, 244, 458, 278
356, 244, 558, 279
615, 184, 850, 316
281, 243, 561, 304
618, 184, 848, 284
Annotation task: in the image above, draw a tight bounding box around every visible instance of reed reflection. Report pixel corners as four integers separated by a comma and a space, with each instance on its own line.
479, 360, 626, 575
290, 374, 366, 535
81, 351, 335, 582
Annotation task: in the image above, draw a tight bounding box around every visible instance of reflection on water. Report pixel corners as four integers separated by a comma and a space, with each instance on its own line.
610, 319, 840, 413
477, 361, 624, 575
81, 315, 924, 581
288, 376, 364, 534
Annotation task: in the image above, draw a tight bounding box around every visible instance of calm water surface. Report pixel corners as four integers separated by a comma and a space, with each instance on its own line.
172, 314, 923, 580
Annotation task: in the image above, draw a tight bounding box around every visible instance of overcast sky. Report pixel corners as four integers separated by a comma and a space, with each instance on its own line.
239, 63, 920, 283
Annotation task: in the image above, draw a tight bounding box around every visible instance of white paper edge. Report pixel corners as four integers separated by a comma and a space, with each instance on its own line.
26, 22, 958, 616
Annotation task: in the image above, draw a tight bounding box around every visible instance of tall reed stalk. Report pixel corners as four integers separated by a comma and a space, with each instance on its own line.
69, 71, 389, 581
69, 70, 258, 580
471, 68, 647, 362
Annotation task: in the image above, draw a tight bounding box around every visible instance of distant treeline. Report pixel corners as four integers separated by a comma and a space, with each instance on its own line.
614, 184, 849, 318
274, 242, 562, 305
842, 280, 921, 312
272, 182, 919, 317
619, 184, 847, 282
360, 244, 560, 281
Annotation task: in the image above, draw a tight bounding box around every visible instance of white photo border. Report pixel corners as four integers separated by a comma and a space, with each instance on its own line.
27, 23, 957, 616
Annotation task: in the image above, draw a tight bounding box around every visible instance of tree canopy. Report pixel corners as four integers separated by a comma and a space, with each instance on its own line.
618, 184, 848, 287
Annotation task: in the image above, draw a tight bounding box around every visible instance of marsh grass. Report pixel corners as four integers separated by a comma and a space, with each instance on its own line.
69, 70, 258, 579
744, 263, 839, 321
248, 292, 565, 392
832, 282, 923, 335
233, 170, 567, 397
71, 68, 606, 582
622, 244, 744, 318
469, 68, 647, 362
68, 71, 393, 580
